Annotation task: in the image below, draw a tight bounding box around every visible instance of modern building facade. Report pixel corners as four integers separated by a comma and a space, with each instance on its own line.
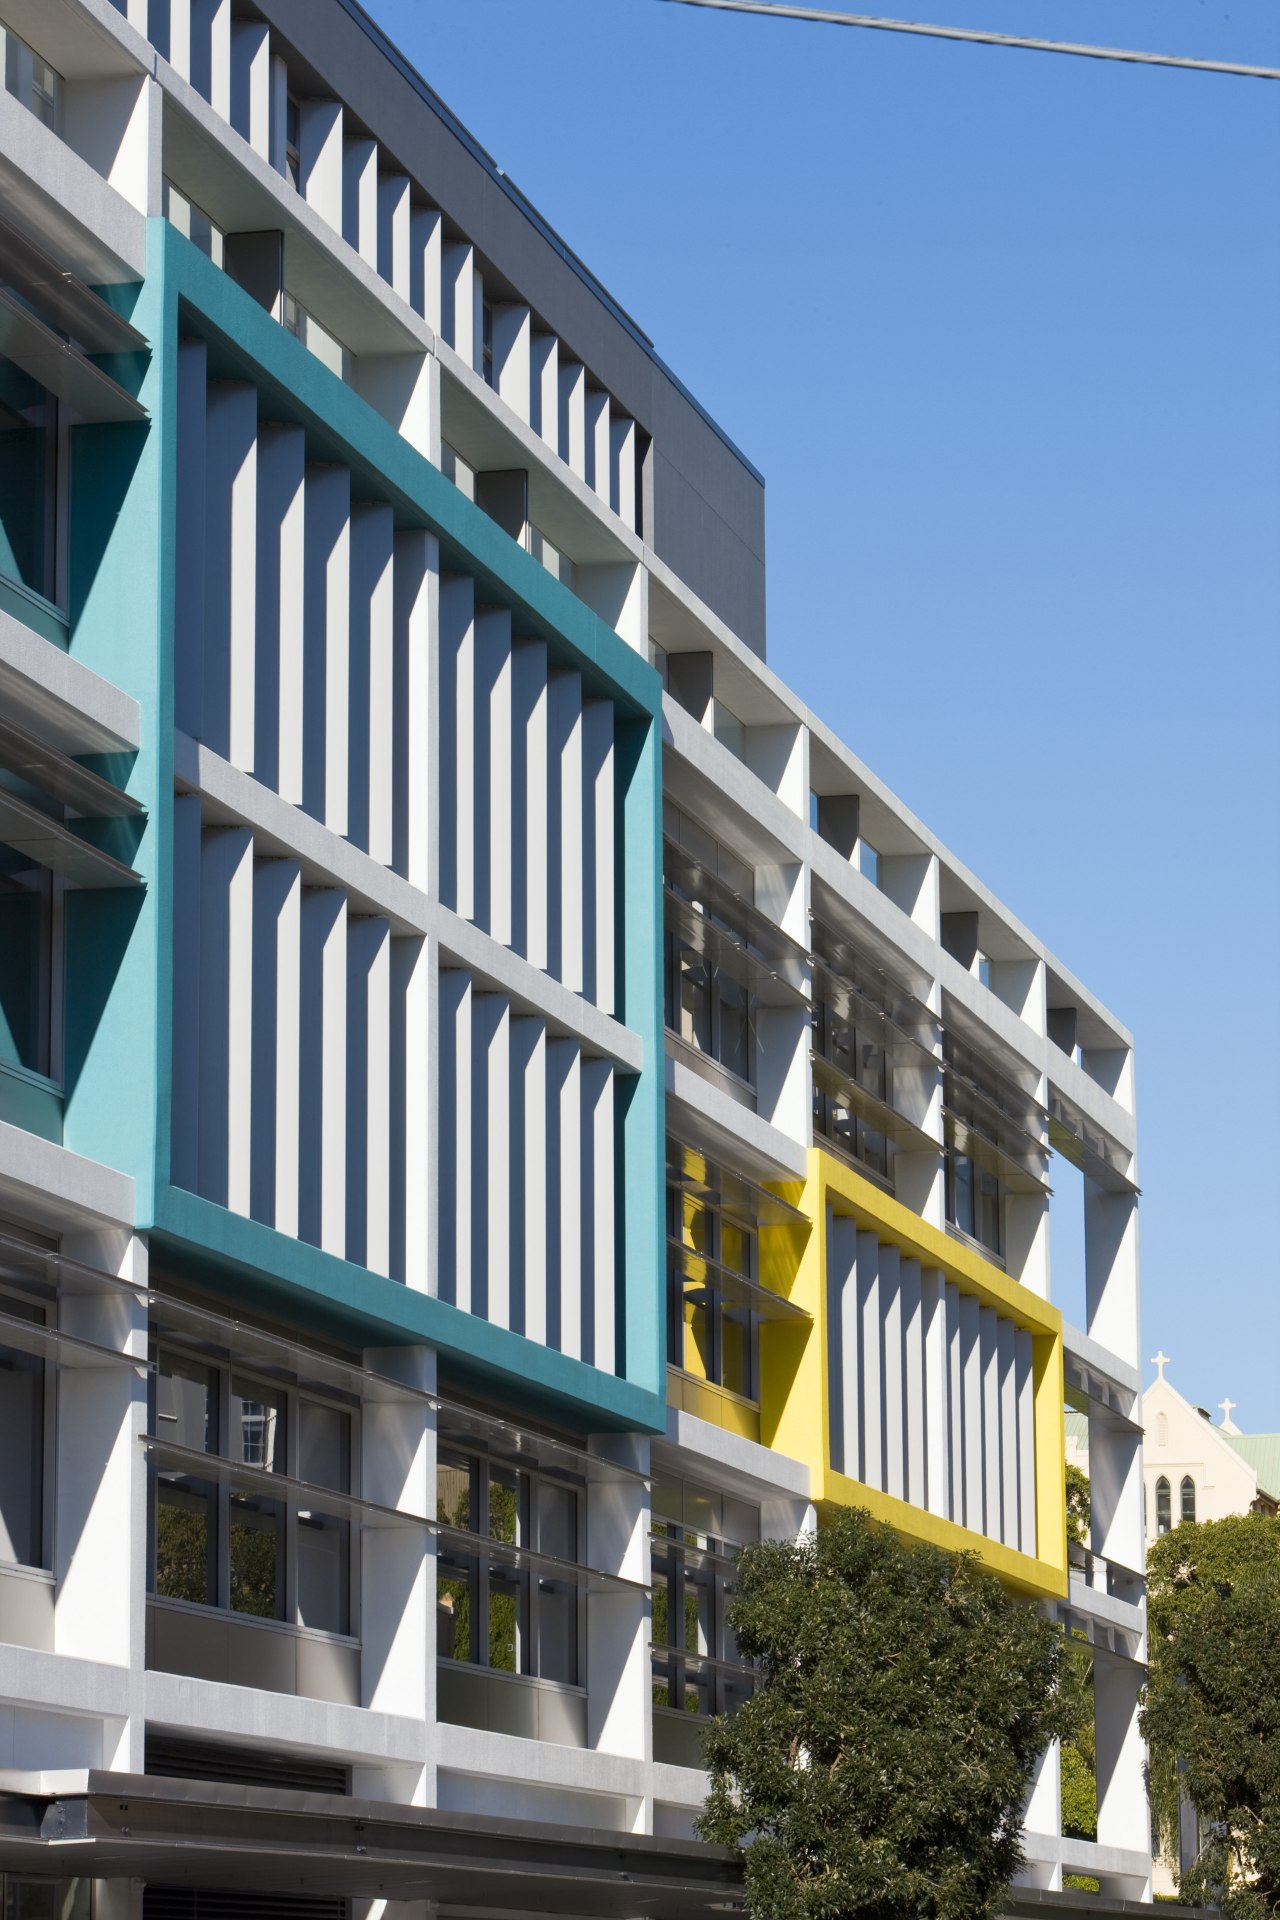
0, 0, 1149, 1913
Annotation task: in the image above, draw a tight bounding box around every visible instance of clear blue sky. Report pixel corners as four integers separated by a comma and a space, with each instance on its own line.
365, 0, 1280, 1428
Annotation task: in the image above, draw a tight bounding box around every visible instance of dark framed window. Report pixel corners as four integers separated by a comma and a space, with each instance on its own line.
1180, 1475, 1196, 1526
651, 1474, 758, 1722
667, 1188, 758, 1403
812, 994, 890, 1182
0, 1291, 49, 1569
0, 857, 54, 1081
151, 1348, 354, 1634
663, 933, 756, 1086
945, 1144, 1004, 1260
0, 355, 60, 604
436, 1448, 582, 1686
1155, 1475, 1171, 1536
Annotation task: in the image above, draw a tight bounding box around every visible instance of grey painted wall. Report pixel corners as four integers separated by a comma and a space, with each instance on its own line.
254, 0, 768, 656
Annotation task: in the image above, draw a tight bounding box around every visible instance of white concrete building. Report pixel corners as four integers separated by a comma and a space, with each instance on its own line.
0, 0, 1150, 1913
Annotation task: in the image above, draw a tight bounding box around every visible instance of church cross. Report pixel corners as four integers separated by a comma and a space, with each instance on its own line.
1151, 1350, 1171, 1383
1219, 1397, 1238, 1431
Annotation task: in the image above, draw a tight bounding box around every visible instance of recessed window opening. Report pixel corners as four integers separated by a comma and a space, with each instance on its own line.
150, 1347, 355, 1635
285, 94, 301, 190
1180, 1475, 1196, 1525
0, 352, 61, 605
1, 26, 61, 132
1155, 1474, 1171, 1536
651, 1473, 758, 1722
858, 838, 880, 887
667, 1178, 759, 1404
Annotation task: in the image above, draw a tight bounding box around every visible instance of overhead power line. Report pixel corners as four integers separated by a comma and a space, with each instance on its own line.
657, 0, 1280, 80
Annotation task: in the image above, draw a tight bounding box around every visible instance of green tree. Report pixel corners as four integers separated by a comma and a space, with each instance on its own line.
1141, 1512, 1280, 1919
1065, 1462, 1091, 1548
696, 1507, 1067, 1920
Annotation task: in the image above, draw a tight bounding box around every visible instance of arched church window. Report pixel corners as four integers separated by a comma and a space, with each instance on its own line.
1181, 1475, 1196, 1525
1156, 1476, 1171, 1535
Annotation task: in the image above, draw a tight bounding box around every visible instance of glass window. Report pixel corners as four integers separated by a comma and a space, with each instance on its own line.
667, 1186, 760, 1402
1180, 1475, 1196, 1525
651, 1475, 758, 1721
2, 1875, 90, 1920
1155, 1475, 1171, 1536
0, 859, 53, 1080
481, 304, 495, 387
0, 1296, 45, 1568
0, 357, 59, 603
285, 94, 301, 188
151, 1349, 355, 1634
2, 28, 62, 131
435, 1440, 581, 1685
945, 1146, 1003, 1260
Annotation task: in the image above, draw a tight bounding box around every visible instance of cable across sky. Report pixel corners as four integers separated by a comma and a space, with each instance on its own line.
657, 0, 1280, 80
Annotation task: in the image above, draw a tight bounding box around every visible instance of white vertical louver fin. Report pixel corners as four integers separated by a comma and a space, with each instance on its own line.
998, 1317, 1019, 1546
197, 825, 253, 1214
959, 1293, 983, 1531
255, 423, 306, 803
298, 888, 347, 1259
203, 382, 257, 765
512, 639, 549, 970
346, 916, 391, 1276
901, 1256, 924, 1508
547, 1038, 581, 1359
979, 1305, 1002, 1540
394, 530, 437, 892
583, 1058, 615, 1372
827, 1213, 859, 1479
250, 857, 301, 1238
349, 504, 395, 862
879, 1241, 903, 1501
583, 697, 614, 1014
550, 669, 584, 994
1016, 1327, 1037, 1554
856, 1229, 882, 1490
436, 969, 472, 1311
169, 795, 203, 1192
343, 136, 378, 268
302, 464, 351, 834
378, 175, 413, 301
390, 935, 430, 1290
920, 1269, 949, 1518
477, 609, 513, 944
516, 1017, 548, 1344
174, 341, 207, 741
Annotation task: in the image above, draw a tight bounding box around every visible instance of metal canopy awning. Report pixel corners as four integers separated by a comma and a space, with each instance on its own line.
0, 1775, 747, 1917
0, 206, 146, 356
0, 285, 146, 423
0, 713, 141, 818
0, 785, 142, 886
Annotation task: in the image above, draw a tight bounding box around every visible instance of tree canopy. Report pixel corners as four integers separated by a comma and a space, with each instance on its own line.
1141, 1510, 1280, 1918
696, 1507, 1066, 1920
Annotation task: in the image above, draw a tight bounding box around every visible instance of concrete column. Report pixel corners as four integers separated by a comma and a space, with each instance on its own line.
1085, 1184, 1140, 1368
63, 72, 156, 212
361, 1344, 434, 1809
378, 174, 413, 301
268, 51, 288, 175
576, 561, 647, 653
198, 826, 254, 1214
586, 1433, 649, 1758
1094, 1648, 1149, 1882
299, 99, 344, 229
1090, 1417, 1144, 1572
255, 422, 306, 801
54, 1234, 148, 1681
343, 136, 379, 267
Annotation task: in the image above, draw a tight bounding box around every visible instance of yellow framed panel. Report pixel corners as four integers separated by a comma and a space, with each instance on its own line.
759, 1147, 1066, 1599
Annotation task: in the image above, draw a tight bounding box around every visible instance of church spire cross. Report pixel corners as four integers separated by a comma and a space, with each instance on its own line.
1219, 1397, 1239, 1433
1151, 1351, 1171, 1383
